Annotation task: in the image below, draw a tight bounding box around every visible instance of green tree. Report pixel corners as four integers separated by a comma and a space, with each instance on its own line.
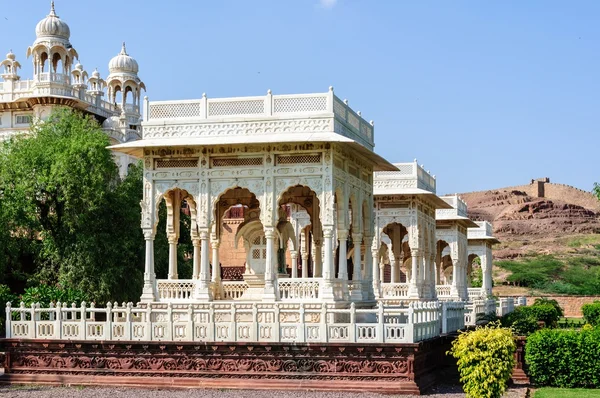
0, 108, 144, 303
594, 182, 600, 201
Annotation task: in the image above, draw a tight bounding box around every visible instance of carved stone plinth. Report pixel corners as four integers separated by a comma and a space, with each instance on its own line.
0, 337, 456, 394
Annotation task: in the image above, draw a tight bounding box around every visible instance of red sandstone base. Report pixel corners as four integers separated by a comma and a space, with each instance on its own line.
0, 337, 456, 395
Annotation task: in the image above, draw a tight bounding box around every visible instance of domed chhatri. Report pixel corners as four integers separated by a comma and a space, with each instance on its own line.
6, 50, 15, 61
35, 1, 70, 40
108, 42, 139, 75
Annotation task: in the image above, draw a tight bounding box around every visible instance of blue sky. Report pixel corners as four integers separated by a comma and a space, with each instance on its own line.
2, 1, 599, 194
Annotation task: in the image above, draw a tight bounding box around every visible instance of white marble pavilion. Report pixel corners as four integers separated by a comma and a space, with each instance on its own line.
4, 3, 519, 344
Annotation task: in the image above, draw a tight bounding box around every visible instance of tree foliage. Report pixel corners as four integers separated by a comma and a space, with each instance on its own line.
0, 109, 144, 303
594, 182, 600, 201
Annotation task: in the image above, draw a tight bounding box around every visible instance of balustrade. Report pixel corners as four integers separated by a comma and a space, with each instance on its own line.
5, 300, 463, 344
381, 283, 409, 298
278, 279, 320, 300
156, 280, 195, 301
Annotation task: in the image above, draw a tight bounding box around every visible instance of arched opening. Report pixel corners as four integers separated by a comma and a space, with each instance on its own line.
113, 85, 123, 106
279, 185, 321, 280
40, 52, 48, 73
51, 53, 62, 74
467, 254, 483, 288
436, 240, 452, 285
380, 222, 409, 283
154, 188, 196, 281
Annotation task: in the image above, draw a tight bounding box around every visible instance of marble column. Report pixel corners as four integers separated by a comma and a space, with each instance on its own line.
140, 231, 156, 302
290, 250, 298, 278
350, 233, 363, 301
263, 228, 277, 300
192, 239, 201, 280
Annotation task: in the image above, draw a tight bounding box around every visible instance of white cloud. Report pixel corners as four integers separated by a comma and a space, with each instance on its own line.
320, 0, 337, 9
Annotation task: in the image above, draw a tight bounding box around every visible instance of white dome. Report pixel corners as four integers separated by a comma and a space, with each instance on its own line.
108, 43, 139, 74
74, 62, 83, 71
102, 116, 120, 129
6, 50, 15, 60
91, 68, 101, 78
35, 2, 70, 40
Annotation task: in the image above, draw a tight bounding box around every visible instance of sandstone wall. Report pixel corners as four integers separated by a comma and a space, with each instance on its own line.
522, 295, 600, 318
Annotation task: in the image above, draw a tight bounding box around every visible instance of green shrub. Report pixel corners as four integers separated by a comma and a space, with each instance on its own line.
526, 303, 561, 327
501, 308, 539, 336
19, 284, 89, 307
448, 322, 516, 398
526, 328, 600, 388
534, 298, 564, 318
582, 301, 600, 327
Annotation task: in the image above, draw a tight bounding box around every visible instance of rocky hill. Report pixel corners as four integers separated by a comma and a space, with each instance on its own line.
459, 179, 600, 260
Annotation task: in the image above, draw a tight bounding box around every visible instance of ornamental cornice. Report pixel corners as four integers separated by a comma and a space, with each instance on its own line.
143, 118, 333, 139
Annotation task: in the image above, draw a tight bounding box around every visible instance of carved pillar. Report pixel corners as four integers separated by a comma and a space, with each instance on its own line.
211, 239, 220, 283
337, 230, 349, 280
196, 230, 212, 300
167, 236, 178, 280
192, 239, 201, 280
372, 247, 381, 298
263, 227, 277, 300
389, 247, 397, 283
450, 258, 460, 299
363, 235, 374, 300
320, 228, 335, 300
290, 250, 298, 278
313, 239, 322, 278
408, 249, 420, 298
140, 231, 156, 302
350, 233, 363, 301
482, 244, 493, 297
300, 230, 308, 278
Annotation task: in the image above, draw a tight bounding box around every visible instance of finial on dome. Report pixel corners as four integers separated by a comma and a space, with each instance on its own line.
49, 1, 56, 16
120, 42, 128, 55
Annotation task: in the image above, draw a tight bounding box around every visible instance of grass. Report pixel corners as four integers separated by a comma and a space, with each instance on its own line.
567, 234, 600, 248
535, 387, 600, 397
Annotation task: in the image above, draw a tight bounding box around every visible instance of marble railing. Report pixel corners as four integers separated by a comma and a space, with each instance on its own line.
435, 285, 452, 298
278, 278, 320, 300
381, 283, 409, 298
220, 281, 249, 300
156, 280, 195, 301
5, 300, 462, 344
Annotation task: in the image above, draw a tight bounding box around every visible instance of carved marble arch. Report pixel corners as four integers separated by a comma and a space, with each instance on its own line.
278, 184, 322, 240
161, 188, 198, 240
212, 186, 261, 241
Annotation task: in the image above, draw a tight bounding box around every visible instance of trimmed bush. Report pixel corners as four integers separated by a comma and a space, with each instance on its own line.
582, 301, 600, 327
448, 322, 516, 398
533, 297, 564, 318
525, 303, 561, 327
501, 308, 539, 336
526, 328, 600, 388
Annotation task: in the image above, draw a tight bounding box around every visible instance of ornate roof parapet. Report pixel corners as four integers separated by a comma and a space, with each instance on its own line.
436, 194, 478, 227
373, 160, 436, 195
141, 86, 375, 150
467, 221, 499, 243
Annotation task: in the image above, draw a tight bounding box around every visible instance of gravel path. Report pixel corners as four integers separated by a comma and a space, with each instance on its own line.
0, 384, 529, 397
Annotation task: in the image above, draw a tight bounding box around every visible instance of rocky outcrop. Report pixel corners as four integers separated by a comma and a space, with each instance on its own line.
459, 182, 600, 259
